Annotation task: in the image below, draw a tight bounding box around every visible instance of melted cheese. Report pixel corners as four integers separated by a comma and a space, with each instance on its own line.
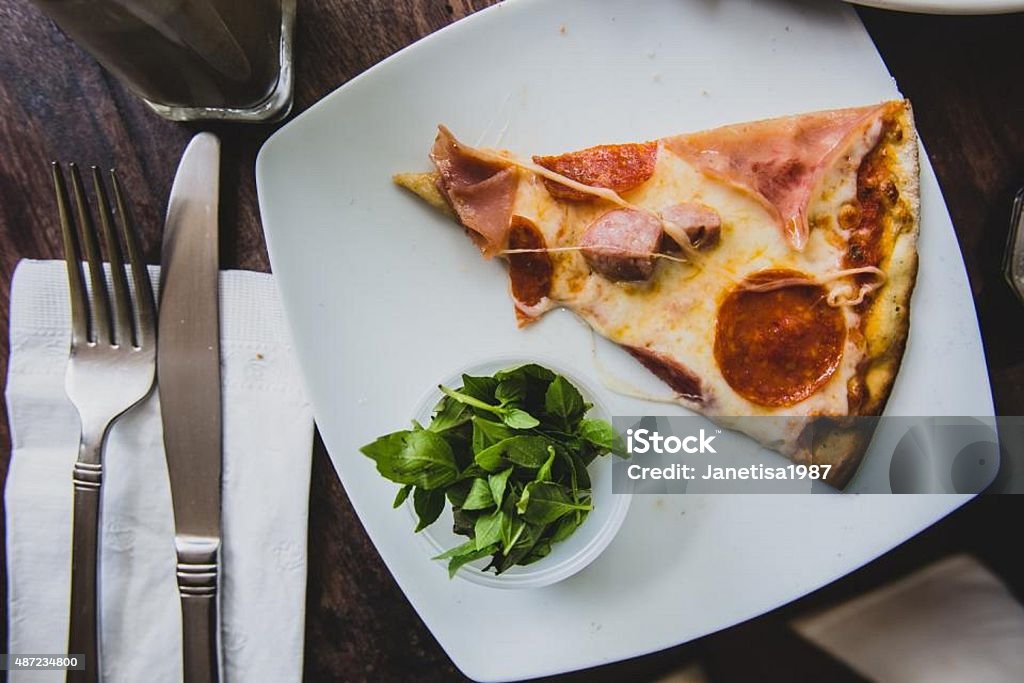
509, 144, 867, 419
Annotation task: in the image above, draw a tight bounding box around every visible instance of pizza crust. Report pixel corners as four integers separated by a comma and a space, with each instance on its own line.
811, 101, 920, 487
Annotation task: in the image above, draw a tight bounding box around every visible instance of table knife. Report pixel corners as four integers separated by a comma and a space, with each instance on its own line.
157, 132, 222, 683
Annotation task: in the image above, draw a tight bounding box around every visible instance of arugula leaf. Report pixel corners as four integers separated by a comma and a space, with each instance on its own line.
474, 509, 505, 550
462, 478, 496, 511
488, 468, 512, 509
413, 486, 446, 532
517, 481, 592, 525
393, 484, 413, 509
360, 429, 459, 489
545, 374, 586, 425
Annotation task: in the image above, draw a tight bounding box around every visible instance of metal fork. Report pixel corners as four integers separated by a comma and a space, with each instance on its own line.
52, 163, 156, 682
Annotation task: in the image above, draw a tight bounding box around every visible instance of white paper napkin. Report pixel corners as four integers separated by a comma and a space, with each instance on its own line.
5, 259, 314, 682
793, 554, 1024, 681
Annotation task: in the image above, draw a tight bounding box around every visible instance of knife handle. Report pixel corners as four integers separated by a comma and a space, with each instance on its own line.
176, 537, 220, 683
68, 457, 102, 683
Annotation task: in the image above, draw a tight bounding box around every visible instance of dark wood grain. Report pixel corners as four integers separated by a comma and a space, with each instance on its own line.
1, 2, 1022, 681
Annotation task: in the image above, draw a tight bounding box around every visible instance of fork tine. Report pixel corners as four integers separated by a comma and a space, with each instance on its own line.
69, 163, 113, 345
90, 166, 133, 348
110, 170, 155, 348
52, 162, 89, 347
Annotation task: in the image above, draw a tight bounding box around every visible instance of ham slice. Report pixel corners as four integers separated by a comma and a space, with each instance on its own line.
663, 103, 889, 250
430, 126, 518, 258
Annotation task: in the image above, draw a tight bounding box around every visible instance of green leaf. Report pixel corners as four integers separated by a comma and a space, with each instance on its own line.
471, 416, 513, 454
392, 484, 413, 509
521, 539, 552, 565
578, 418, 624, 455
503, 436, 552, 468
495, 374, 527, 406
549, 507, 588, 543
462, 478, 495, 511
536, 446, 556, 483
452, 507, 475, 536
474, 509, 505, 550
432, 538, 477, 561
544, 374, 586, 424
494, 522, 546, 574
570, 452, 592, 491
438, 385, 502, 415
475, 435, 552, 472
447, 543, 498, 578
360, 430, 459, 489
413, 486, 446, 532
440, 384, 540, 429
461, 374, 499, 401
474, 439, 509, 472
488, 468, 513, 509
517, 481, 592, 525
556, 447, 591, 492
495, 363, 556, 383
501, 514, 526, 555
428, 396, 472, 433
502, 408, 540, 429
445, 479, 472, 508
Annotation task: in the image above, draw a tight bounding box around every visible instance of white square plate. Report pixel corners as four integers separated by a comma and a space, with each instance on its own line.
256, 0, 993, 679
844, 0, 1024, 14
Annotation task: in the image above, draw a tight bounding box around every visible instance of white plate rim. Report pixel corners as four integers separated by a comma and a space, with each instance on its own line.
844, 0, 1024, 14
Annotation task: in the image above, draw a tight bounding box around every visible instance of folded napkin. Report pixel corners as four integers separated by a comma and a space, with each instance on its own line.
5, 259, 313, 682
792, 554, 1024, 682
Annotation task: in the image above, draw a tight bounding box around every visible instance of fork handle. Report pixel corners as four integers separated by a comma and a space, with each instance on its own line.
68, 461, 102, 683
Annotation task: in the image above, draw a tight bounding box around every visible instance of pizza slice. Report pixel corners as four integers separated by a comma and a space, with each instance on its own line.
395, 100, 920, 487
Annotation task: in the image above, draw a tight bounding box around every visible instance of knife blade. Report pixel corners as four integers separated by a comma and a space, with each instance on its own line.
157, 131, 222, 683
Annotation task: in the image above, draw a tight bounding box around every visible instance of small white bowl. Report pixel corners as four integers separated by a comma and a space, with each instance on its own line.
406, 356, 632, 589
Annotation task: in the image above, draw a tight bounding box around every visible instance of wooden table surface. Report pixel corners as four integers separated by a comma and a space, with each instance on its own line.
1, 1, 1022, 681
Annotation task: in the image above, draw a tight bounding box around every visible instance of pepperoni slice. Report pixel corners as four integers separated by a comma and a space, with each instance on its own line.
714, 269, 845, 407
533, 142, 658, 201
507, 215, 553, 307
624, 346, 705, 402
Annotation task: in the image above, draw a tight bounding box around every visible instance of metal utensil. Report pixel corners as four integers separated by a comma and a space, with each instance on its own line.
53, 163, 157, 683
1004, 186, 1024, 305
157, 132, 223, 683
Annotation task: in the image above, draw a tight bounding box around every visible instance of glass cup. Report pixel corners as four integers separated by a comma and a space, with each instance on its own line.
32, 0, 296, 122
